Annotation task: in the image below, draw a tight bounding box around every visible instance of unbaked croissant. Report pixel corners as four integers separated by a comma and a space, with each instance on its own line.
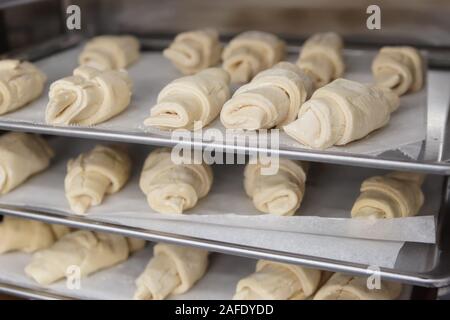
221, 62, 313, 130
25, 230, 142, 285
314, 272, 402, 300
351, 171, 425, 219
296, 32, 344, 88
233, 260, 322, 300
79, 35, 140, 70
144, 68, 230, 130
46, 66, 132, 125
372, 46, 423, 96
134, 243, 209, 300
139, 148, 213, 214
65, 145, 131, 214
284, 78, 400, 149
222, 31, 285, 83
0, 216, 70, 254
244, 158, 307, 216
163, 29, 222, 75
0, 132, 54, 194
0, 60, 46, 115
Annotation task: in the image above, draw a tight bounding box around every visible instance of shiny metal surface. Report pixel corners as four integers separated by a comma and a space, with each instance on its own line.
0, 282, 70, 300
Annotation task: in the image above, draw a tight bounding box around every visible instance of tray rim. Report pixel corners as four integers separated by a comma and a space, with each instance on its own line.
1, 206, 449, 288
1, 122, 450, 175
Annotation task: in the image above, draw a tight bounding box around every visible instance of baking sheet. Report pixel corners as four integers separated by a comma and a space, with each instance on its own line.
0, 137, 440, 268
0, 245, 412, 300
0, 46, 427, 158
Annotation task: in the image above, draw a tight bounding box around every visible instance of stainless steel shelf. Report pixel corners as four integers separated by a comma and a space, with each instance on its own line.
1, 205, 450, 288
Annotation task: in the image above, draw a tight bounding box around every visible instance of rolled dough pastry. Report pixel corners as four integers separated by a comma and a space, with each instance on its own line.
144, 68, 230, 130
296, 32, 344, 88
65, 145, 131, 214
139, 148, 213, 214
233, 260, 322, 300
46, 66, 132, 125
134, 243, 209, 300
0, 216, 70, 254
314, 272, 402, 300
221, 62, 313, 130
244, 157, 307, 216
0, 59, 46, 115
372, 46, 424, 96
222, 31, 286, 83
163, 29, 222, 75
351, 171, 425, 219
0, 132, 54, 194
284, 78, 400, 149
25, 230, 136, 285
79, 35, 140, 70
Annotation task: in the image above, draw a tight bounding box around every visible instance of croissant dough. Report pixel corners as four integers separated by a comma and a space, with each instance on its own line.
351, 171, 425, 219
0, 60, 46, 115
139, 148, 213, 214
0, 132, 54, 194
163, 29, 222, 75
25, 230, 140, 285
144, 68, 230, 130
65, 145, 131, 214
372, 46, 423, 96
0, 216, 70, 254
221, 62, 313, 130
233, 260, 322, 300
134, 243, 209, 300
222, 31, 286, 83
46, 66, 132, 125
244, 158, 307, 216
79, 35, 140, 70
314, 273, 402, 300
284, 78, 400, 149
297, 32, 344, 88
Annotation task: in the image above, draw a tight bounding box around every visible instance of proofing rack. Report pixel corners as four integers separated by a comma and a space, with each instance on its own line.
1, 35, 450, 299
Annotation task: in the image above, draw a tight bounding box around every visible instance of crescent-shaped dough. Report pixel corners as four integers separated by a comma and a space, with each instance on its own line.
65, 145, 131, 214
372, 46, 424, 96
351, 171, 425, 219
244, 158, 307, 216
134, 243, 209, 300
46, 66, 132, 125
0, 60, 46, 115
144, 68, 230, 130
222, 31, 286, 83
297, 32, 344, 88
233, 260, 322, 300
284, 78, 400, 149
314, 273, 402, 300
139, 148, 213, 214
0, 132, 54, 194
163, 29, 222, 75
0, 216, 70, 254
25, 230, 140, 285
79, 35, 140, 70
221, 62, 313, 130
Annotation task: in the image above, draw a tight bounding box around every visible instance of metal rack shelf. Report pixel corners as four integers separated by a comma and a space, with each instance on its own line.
1, 205, 450, 288
1, 36, 450, 175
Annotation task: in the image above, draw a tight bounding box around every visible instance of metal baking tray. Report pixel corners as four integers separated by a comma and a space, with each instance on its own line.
1, 191, 450, 289
0, 247, 416, 300
1, 35, 450, 175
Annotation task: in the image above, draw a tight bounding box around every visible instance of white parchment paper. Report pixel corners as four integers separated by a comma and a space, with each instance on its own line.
0, 138, 440, 268
0, 246, 412, 300
0, 47, 427, 157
